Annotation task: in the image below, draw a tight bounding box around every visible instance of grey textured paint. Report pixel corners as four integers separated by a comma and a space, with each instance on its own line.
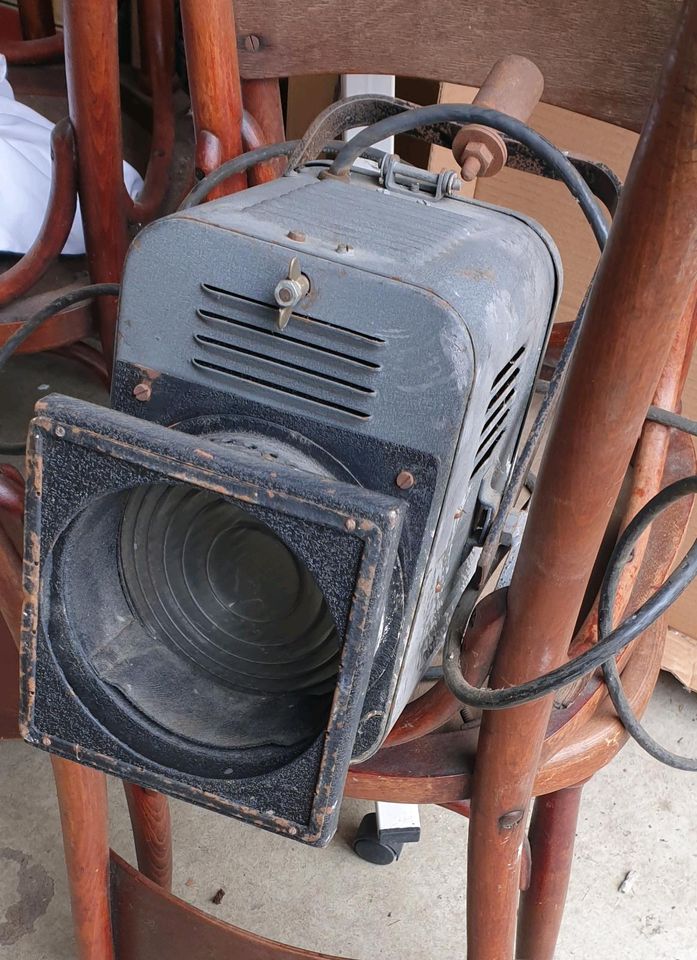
115, 163, 561, 759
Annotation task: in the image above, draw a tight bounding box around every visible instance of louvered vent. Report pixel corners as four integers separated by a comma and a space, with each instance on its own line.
192, 284, 383, 419
471, 346, 526, 478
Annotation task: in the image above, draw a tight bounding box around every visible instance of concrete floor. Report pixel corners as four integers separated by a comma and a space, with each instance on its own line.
1, 356, 697, 959
0, 673, 695, 960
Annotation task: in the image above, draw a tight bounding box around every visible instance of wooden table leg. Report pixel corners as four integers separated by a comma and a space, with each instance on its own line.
516, 785, 583, 960
123, 783, 173, 891
466, 5, 697, 958
52, 756, 115, 960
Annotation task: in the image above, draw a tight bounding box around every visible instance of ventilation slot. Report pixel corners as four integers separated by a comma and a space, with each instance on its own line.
195, 335, 376, 395
201, 284, 385, 345
197, 312, 380, 371
192, 359, 371, 420
471, 347, 525, 478
192, 285, 382, 420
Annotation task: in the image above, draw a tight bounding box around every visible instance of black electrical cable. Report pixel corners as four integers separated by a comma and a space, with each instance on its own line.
0, 284, 120, 455
327, 103, 609, 249
600, 476, 697, 771
4, 109, 692, 765
179, 139, 388, 210
179, 141, 299, 209
357, 109, 608, 707
647, 405, 697, 438
442, 485, 697, 710
354, 108, 697, 770
1, 137, 387, 454
327, 104, 611, 688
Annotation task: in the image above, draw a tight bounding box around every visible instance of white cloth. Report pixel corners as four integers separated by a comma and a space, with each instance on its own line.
0, 54, 143, 255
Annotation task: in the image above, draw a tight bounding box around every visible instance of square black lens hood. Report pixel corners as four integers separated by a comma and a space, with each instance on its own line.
21, 394, 405, 845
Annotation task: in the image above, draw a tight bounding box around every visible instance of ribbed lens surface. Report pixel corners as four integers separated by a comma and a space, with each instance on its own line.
119, 483, 341, 696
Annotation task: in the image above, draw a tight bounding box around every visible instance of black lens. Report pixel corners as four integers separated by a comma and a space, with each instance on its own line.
119, 484, 341, 696
54, 483, 340, 771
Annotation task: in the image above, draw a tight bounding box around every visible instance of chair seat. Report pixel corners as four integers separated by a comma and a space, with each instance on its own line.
0, 255, 93, 352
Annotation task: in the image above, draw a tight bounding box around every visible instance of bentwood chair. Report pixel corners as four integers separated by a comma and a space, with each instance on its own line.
0, 1, 695, 959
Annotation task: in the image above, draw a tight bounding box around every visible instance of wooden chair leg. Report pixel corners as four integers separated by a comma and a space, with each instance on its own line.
123, 783, 173, 891
0, 613, 19, 739
242, 78, 285, 144
18, 0, 55, 39
180, 0, 246, 195
516, 785, 583, 960
52, 756, 115, 960
466, 6, 697, 958
62, 0, 129, 372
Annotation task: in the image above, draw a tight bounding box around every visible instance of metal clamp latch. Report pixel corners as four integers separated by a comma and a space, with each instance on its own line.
379, 154, 462, 200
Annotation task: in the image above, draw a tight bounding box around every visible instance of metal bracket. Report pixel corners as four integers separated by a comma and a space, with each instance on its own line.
375, 801, 422, 844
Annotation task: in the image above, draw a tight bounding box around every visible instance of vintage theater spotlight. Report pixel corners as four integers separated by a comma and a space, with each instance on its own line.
19, 99, 606, 847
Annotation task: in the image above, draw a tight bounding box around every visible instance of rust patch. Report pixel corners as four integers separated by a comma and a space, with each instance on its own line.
458, 267, 495, 281
134, 365, 162, 382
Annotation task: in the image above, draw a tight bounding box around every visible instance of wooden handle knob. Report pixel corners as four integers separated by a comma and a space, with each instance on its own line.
453, 55, 544, 181
473, 54, 544, 121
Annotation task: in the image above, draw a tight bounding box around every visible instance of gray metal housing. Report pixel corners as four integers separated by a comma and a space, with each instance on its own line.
115, 164, 561, 761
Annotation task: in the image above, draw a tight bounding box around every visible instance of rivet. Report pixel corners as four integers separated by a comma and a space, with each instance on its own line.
396, 470, 415, 490
435, 582, 443, 593
55, 426, 65, 437
345, 518, 356, 532
133, 382, 152, 402
287, 229, 306, 242
499, 810, 525, 830
243, 34, 261, 53
454, 509, 463, 520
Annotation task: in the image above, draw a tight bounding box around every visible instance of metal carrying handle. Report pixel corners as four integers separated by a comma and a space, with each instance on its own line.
452, 55, 544, 181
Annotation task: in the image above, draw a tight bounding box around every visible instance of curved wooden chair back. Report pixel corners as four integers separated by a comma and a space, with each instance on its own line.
232, 0, 682, 131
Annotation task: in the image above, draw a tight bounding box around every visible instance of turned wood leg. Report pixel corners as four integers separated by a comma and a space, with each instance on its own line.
123, 783, 173, 891
466, 8, 696, 959
52, 757, 115, 960
63, 0, 129, 371
180, 0, 246, 196
516, 785, 583, 960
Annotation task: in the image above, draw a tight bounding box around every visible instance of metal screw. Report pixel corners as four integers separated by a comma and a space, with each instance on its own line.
454, 509, 463, 519
133, 382, 152, 402
336, 242, 353, 254
435, 582, 443, 593
55, 426, 65, 437
243, 34, 261, 53
345, 518, 357, 532
498, 810, 525, 830
396, 470, 415, 490
287, 230, 306, 242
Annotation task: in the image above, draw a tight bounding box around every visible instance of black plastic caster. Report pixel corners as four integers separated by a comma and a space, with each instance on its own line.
352, 813, 404, 865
